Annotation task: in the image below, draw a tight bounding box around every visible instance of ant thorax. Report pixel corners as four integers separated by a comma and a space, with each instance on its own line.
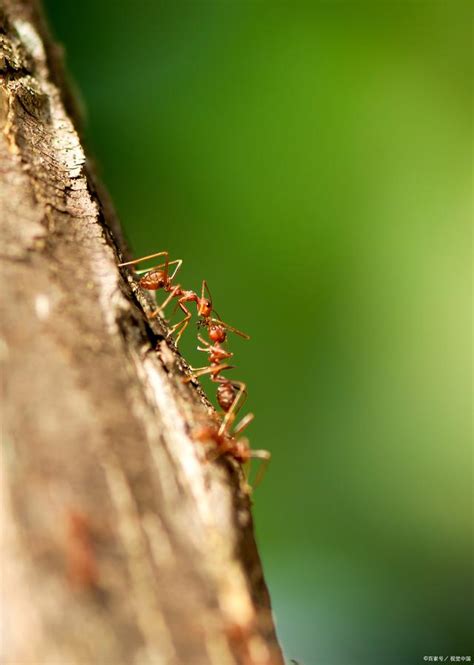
209, 346, 233, 364
178, 290, 198, 303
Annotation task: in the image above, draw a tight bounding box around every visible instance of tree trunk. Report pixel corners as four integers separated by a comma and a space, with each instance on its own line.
0, 2, 283, 663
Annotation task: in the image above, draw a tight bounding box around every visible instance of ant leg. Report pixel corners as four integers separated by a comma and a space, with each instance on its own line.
233, 412, 255, 437
149, 284, 181, 319
250, 450, 271, 488
182, 363, 234, 383
169, 317, 189, 344
134, 259, 182, 277
219, 381, 248, 436
240, 459, 253, 493
169, 259, 183, 281
202, 279, 215, 304
196, 338, 233, 361
118, 251, 169, 268
169, 295, 201, 344
170, 313, 191, 345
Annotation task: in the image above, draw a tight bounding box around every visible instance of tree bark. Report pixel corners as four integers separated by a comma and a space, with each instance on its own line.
0, 2, 283, 663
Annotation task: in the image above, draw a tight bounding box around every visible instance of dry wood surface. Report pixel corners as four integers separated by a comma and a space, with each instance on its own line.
0, 2, 284, 663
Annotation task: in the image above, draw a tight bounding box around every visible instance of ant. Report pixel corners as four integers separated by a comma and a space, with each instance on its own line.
119, 251, 247, 345
118, 250, 203, 343
184, 324, 270, 484
119, 250, 269, 483
194, 413, 271, 489
185, 332, 249, 436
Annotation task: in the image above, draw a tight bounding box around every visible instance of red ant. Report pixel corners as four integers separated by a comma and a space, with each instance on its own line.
186, 333, 249, 436
194, 413, 271, 488
119, 251, 247, 345
119, 250, 203, 343
185, 328, 270, 483
119, 251, 269, 484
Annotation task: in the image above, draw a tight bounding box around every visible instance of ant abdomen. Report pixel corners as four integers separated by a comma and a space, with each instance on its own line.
139, 271, 167, 290
217, 381, 236, 412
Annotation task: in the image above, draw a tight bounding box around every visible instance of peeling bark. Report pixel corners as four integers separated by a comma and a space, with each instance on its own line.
0, 2, 283, 663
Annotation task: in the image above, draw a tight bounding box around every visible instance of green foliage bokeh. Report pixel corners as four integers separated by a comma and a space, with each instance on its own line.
44, 2, 472, 663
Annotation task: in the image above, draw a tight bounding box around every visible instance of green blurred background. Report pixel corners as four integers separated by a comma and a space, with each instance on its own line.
43, 2, 472, 663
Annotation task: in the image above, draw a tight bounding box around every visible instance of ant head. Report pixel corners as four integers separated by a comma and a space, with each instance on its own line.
209, 324, 226, 343
197, 298, 212, 318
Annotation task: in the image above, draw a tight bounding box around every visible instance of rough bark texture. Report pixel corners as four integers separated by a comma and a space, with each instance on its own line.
0, 2, 283, 663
